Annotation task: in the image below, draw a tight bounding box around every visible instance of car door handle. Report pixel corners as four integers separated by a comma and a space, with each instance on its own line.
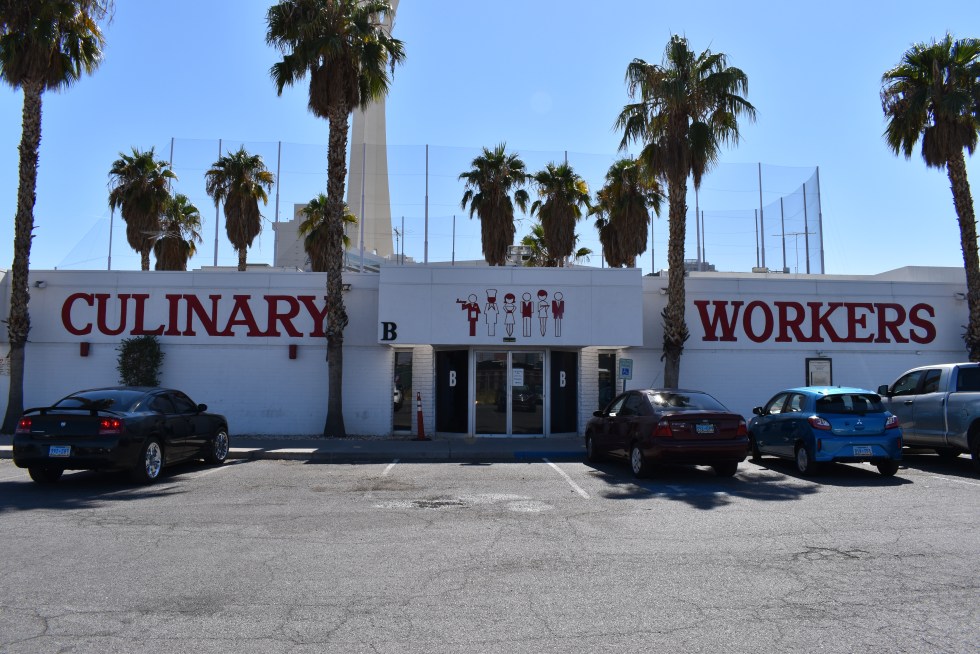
904, 400, 914, 406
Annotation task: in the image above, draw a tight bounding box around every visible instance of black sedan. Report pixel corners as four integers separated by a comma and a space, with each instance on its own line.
585, 389, 749, 477
13, 387, 230, 484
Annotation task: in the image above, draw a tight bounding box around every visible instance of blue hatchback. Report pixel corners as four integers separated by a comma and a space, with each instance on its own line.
748, 387, 902, 476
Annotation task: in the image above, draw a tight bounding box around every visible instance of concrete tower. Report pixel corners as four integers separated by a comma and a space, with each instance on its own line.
345, 0, 398, 260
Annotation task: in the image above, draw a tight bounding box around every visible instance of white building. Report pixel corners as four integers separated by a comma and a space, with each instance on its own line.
0, 265, 968, 437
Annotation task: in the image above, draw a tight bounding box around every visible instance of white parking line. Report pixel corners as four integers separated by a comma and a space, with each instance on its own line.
918, 472, 980, 487
383, 459, 399, 476
543, 459, 590, 499
188, 461, 244, 479
0, 470, 26, 481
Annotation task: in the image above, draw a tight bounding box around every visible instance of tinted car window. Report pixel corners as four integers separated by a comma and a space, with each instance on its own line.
622, 393, 648, 416
956, 367, 980, 392
148, 395, 175, 414
54, 389, 144, 412
891, 371, 924, 396
607, 395, 628, 416
816, 393, 883, 414
645, 391, 727, 411
921, 369, 942, 394
170, 392, 198, 414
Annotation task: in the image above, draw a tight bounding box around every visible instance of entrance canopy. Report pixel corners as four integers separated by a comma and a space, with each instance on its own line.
378, 266, 643, 347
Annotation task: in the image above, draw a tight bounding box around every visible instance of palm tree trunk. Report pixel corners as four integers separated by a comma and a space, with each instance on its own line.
2, 82, 43, 434
948, 151, 980, 360
323, 105, 352, 437
140, 248, 151, 271
662, 173, 690, 389
238, 246, 247, 271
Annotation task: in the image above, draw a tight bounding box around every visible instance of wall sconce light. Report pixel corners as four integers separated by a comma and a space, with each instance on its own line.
80, 342, 90, 357
659, 287, 668, 295
33, 280, 46, 289
288, 344, 298, 360
954, 292, 967, 301
341, 283, 352, 292
816, 351, 826, 358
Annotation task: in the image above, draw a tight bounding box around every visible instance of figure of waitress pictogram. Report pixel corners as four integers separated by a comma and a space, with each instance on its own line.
503, 292, 517, 337
537, 289, 550, 336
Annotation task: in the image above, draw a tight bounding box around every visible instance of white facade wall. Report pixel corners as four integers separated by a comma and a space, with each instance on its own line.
0, 266, 969, 437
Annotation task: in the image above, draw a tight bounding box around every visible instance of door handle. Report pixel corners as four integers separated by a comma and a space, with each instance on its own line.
904, 400, 914, 406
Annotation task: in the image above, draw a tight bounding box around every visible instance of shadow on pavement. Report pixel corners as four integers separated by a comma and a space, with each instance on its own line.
0, 461, 230, 515
899, 452, 979, 480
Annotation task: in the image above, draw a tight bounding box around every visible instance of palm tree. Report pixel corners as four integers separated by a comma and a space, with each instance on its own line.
204, 147, 275, 272
882, 35, 980, 359
592, 157, 663, 268
298, 194, 358, 272
617, 35, 755, 388
520, 222, 591, 267
107, 147, 176, 271
267, 0, 404, 437
1, 0, 112, 434
459, 143, 530, 266
154, 193, 202, 271
529, 162, 591, 267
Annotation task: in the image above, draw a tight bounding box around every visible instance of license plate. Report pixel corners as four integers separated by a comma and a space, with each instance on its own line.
853, 446, 873, 456
695, 423, 715, 435
49, 445, 71, 457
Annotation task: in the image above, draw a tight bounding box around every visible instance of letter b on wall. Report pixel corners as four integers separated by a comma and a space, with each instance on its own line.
381, 322, 398, 341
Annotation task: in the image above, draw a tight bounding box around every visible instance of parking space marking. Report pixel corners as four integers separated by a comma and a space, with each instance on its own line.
188, 460, 245, 479
543, 459, 590, 499
916, 472, 980, 487
383, 460, 399, 476
0, 470, 26, 482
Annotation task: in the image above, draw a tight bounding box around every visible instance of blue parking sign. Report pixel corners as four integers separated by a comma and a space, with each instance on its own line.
618, 358, 633, 380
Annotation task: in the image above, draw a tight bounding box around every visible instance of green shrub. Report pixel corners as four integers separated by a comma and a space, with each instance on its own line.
117, 335, 165, 387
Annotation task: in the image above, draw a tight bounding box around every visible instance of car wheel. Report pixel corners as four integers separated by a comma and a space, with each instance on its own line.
971, 436, 980, 473
876, 460, 900, 477
28, 467, 63, 484
935, 448, 960, 460
203, 428, 230, 465
630, 444, 650, 478
131, 438, 163, 484
749, 434, 762, 462
585, 434, 602, 463
795, 444, 816, 476
713, 461, 738, 477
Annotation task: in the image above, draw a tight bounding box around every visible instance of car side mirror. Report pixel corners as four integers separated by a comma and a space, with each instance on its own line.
752, 406, 764, 416
197, 403, 208, 413
876, 385, 889, 396
593, 410, 603, 418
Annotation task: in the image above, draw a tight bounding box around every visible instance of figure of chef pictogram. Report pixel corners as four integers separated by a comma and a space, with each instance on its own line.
552, 291, 565, 337
485, 289, 499, 336
456, 293, 481, 337
537, 289, 550, 336
503, 292, 517, 337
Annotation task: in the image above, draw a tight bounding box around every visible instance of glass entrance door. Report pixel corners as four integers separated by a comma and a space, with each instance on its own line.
475, 351, 544, 435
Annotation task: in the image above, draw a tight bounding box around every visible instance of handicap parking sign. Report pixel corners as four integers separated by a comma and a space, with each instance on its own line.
618, 358, 633, 380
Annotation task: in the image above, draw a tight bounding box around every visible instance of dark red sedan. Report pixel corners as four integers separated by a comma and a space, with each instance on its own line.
585, 389, 749, 477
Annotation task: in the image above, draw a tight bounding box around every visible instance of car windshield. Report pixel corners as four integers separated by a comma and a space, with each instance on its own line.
815, 393, 883, 415
53, 389, 144, 412
644, 391, 727, 411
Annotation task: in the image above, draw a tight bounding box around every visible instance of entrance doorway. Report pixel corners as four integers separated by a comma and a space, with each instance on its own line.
474, 351, 544, 435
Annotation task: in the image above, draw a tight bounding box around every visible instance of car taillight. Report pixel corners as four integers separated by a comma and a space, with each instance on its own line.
885, 415, 900, 430
808, 415, 832, 431
99, 418, 123, 435
736, 419, 747, 437
654, 419, 672, 438
15, 417, 31, 434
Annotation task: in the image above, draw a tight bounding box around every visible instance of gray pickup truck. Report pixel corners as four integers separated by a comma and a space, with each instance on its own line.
877, 362, 980, 470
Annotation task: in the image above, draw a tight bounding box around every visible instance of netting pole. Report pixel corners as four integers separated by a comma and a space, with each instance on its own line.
803, 181, 811, 274
424, 144, 429, 264
780, 197, 787, 273
214, 139, 222, 267
695, 187, 701, 271
758, 163, 765, 269
816, 167, 825, 273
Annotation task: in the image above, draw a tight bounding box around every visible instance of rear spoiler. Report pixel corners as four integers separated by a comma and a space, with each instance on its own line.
22, 406, 124, 417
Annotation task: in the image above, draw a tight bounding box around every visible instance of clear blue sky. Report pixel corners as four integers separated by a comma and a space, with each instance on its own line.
1, 0, 978, 275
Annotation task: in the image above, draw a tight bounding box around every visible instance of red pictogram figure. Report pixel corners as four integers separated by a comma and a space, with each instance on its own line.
485, 289, 498, 336
456, 293, 481, 336
537, 289, 550, 336
552, 291, 565, 337
521, 292, 533, 337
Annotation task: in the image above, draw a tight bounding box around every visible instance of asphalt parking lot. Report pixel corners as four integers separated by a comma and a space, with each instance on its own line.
0, 454, 977, 653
